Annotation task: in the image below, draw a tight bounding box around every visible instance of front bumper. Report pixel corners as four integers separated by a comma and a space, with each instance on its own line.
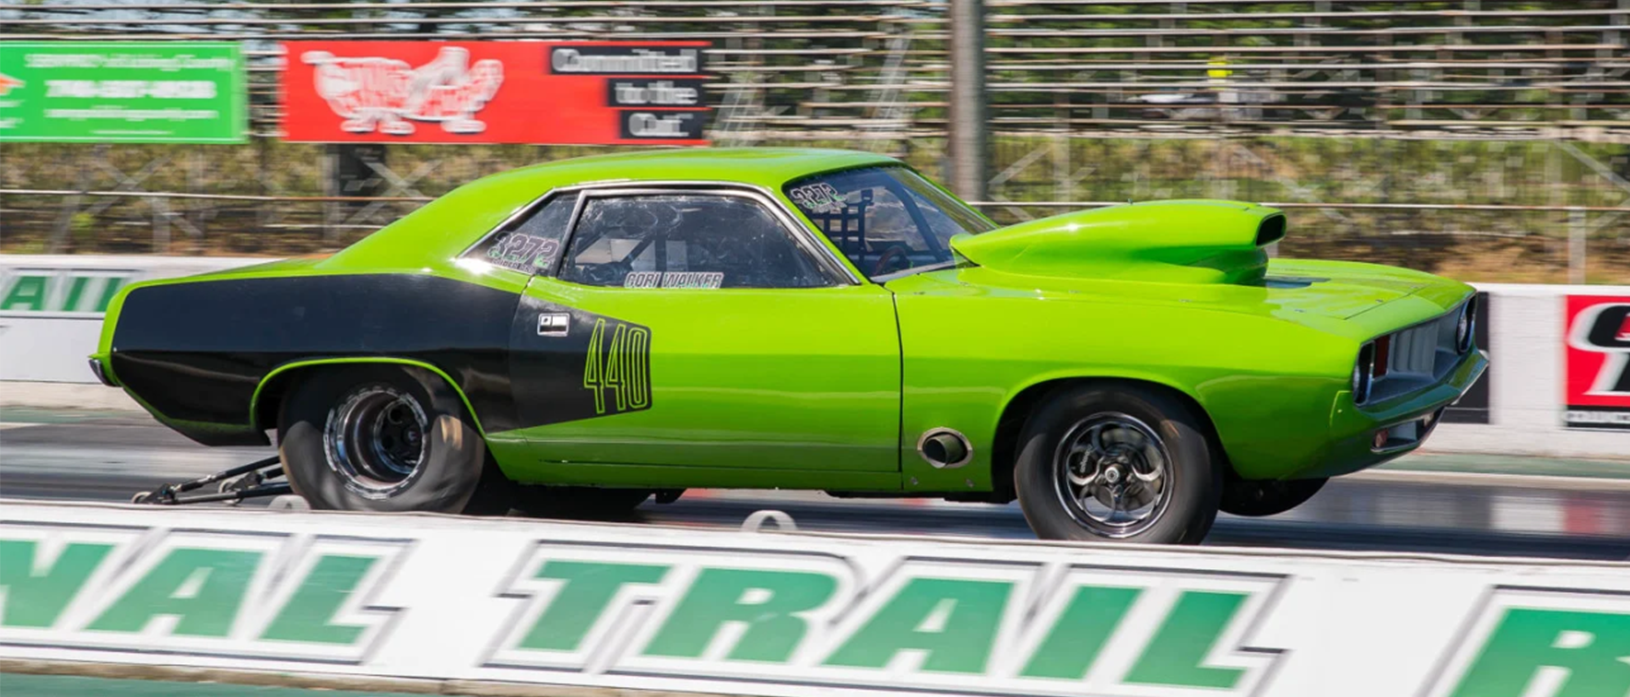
1295, 348, 1489, 480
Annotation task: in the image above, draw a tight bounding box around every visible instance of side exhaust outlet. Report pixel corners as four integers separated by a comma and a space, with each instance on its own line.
918, 428, 973, 469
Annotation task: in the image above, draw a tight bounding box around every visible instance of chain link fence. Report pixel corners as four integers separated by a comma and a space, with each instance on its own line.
2, 1, 1628, 281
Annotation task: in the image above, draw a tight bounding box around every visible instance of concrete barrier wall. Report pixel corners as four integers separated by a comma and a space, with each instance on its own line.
1, 254, 1625, 457
2, 500, 1628, 697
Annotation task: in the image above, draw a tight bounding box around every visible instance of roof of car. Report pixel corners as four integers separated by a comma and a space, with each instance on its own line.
325, 148, 902, 270
496, 147, 899, 189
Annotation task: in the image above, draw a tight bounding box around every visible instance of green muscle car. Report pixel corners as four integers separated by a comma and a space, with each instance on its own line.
92, 148, 1486, 544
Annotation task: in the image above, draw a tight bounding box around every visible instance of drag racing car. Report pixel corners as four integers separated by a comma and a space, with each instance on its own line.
91, 148, 1486, 544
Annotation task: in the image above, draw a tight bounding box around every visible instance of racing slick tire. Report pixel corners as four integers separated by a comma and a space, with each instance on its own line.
1220, 477, 1327, 517
1014, 383, 1221, 544
511, 486, 653, 521
277, 365, 510, 514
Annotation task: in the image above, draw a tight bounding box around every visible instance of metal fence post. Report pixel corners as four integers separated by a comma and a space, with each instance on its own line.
949, 0, 987, 203
1568, 207, 1587, 284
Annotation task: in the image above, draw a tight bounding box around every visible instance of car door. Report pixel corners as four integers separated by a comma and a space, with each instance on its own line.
506, 185, 901, 474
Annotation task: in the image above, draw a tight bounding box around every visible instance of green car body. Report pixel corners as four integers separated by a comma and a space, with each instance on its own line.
92, 148, 1485, 532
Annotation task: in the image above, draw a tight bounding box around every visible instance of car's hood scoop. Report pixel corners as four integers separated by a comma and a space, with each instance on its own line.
950, 200, 1287, 285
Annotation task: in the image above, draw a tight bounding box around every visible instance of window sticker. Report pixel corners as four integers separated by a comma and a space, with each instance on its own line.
788, 182, 847, 214
486, 233, 563, 273
623, 271, 725, 289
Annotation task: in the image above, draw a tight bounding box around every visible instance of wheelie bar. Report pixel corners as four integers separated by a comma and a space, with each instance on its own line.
131, 455, 292, 506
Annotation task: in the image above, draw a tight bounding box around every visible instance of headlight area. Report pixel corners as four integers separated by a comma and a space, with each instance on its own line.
1352, 341, 1375, 405
1455, 294, 1476, 354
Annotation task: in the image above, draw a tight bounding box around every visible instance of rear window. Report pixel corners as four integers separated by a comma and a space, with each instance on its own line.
463, 193, 577, 274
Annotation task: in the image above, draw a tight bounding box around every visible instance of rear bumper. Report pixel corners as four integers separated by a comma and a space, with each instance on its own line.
87, 357, 118, 388
1293, 349, 1488, 480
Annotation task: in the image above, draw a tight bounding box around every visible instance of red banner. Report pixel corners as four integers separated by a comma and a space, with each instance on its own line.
1564, 294, 1630, 429
280, 41, 708, 145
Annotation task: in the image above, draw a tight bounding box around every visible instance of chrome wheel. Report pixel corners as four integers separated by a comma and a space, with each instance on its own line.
1053, 413, 1173, 538
323, 385, 429, 499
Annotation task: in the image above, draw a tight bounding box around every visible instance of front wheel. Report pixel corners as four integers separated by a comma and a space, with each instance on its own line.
277, 365, 509, 514
1013, 384, 1221, 544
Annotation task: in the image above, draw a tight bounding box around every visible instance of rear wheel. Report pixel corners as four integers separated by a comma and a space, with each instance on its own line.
1013, 383, 1221, 544
1220, 477, 1326, 517
512, 486, 652, 521
277, 365, 509, 514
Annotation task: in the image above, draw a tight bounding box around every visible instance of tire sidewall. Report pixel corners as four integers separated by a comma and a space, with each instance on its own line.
279, 365, 486, 513
1014, 384, 1220, 544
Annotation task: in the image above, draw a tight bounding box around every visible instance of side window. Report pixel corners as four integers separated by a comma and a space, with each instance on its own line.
558, 194, 832, 289
788, 168, 966, 278
463, 193, 577, 274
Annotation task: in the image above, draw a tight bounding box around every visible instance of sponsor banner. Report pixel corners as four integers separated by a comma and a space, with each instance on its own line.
4, 500, 1630, 697
1564, 294, 1630, 430
1441, 291, 1492, 424
0, 42, 245, 144
280, 41, 709, 145
0, 255, 261, 382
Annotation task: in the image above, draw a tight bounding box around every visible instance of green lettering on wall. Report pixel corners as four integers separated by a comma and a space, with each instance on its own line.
1449, 608, 1630, 697
824, 577, 1012, 674
1, 275, 49, 311
0, 540, 113, 628
1020, 585, 1141, 679
87, 547, 262, 637
260, 554, 379, 645
643, 568, 837, 662
516, 560, 669, 652
1124, 591, 1250, 690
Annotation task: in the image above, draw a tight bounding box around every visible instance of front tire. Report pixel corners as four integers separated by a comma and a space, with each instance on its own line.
277, 365, 508, 514
1013, 383, 1221, 544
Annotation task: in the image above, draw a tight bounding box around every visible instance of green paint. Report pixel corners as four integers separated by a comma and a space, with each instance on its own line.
260, 555, 379, 645
93, 146, 1485, 496
824, 577, 1012, 674
643, 568, 838, 662
0, 540, 113, 628
1124, 591, 1249, 690
1448, 608, 1630, 697
0, 42, 246, 144
1019, 585, 1142, 680
1, 276, 49, 311
87, 547, 262, 637
95, 276, 125, 312
61, 276, 90, 313
516, 561, 668, 652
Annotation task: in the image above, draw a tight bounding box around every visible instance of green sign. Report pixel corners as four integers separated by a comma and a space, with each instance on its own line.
0, 42, 245, 143
0, 268, 137, 314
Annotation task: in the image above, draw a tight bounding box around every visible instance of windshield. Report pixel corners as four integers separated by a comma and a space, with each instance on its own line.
784, 166, 997, 279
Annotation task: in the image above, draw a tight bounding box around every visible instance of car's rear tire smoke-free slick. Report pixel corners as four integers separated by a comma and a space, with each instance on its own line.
278, 365, 508, 514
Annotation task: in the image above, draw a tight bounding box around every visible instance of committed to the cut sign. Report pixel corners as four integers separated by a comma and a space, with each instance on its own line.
280, 41, 708, 145
1563, 295, 1630, 430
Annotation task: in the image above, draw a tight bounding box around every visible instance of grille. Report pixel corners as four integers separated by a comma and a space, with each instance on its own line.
1365, 303, 1467, 404
1387, 319, 1443, 377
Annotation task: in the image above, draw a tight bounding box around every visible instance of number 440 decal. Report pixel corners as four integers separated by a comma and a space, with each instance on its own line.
583, 318, 652, 415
